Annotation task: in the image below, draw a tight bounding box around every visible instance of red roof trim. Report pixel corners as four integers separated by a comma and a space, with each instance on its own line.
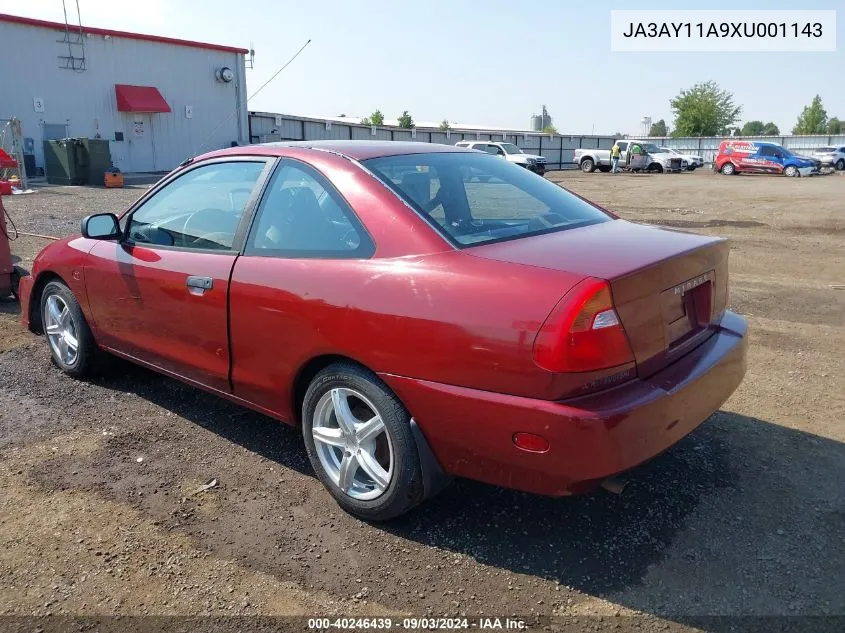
115, 85, 171, 113
0, 12, 248, 54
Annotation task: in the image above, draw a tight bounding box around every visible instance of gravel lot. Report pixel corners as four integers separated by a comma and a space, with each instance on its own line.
1, 170, 843, 631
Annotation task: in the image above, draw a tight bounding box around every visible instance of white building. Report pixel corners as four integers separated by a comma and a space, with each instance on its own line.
0, 13, 249, 174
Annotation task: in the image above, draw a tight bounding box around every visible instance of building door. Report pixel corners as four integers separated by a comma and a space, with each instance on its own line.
124, 113, 156, 172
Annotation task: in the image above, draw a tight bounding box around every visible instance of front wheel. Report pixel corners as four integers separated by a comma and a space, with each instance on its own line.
302, 362, 425, 521
784, 165, 799, 177
835, 159, 844, 171
40, 280, 102, 377
721, 162, 736, 176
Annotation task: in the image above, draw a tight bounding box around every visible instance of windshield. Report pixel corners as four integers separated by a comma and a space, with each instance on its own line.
642, 143, 663, 154
364, 152, 611, 247
499, 143, 523, 155
653, 147, 672, 154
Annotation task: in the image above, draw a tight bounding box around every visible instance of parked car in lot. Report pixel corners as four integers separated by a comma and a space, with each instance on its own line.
810, 145, 845, 171
653, 147, 704, 171
574, 140, 685, 173
715, 140, 820, 177
19, 140, 747, 521
454, 140, 546, 174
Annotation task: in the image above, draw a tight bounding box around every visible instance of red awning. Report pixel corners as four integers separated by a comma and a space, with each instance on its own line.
115, 84, 171, 113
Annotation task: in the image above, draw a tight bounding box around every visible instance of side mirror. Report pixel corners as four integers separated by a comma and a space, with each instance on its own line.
81, 213, 121, 240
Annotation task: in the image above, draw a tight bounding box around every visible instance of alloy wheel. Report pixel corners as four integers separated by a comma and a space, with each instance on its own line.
311, 387, 393, 501
44, 294, 79, 366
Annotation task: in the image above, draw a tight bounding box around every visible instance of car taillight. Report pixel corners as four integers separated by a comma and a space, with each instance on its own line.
533, 278, 635, 373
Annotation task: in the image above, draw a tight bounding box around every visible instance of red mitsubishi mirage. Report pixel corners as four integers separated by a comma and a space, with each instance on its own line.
18, 141, 747, 520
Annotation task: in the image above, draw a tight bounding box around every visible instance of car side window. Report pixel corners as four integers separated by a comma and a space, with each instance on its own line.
126, 161, 266, 250
617, 142, 628, 152
245, 161, 374, 258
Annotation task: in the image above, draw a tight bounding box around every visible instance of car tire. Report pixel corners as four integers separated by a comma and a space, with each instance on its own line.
784, 165, 799, 177
580, 158, 595, 173
649, 163, 663, 173
40, 280, 102, 378
721, 162, 736, 175
835, 159, 845, 171
598, 165, 610, 173
302, 362, 425, 521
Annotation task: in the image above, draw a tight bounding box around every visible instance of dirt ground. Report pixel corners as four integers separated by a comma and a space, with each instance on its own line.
0, 170, 843, 631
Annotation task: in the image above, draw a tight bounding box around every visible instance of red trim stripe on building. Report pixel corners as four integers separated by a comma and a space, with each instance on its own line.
0, 12, 249, 55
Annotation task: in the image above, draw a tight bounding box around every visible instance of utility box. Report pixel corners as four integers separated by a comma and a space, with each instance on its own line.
43, 139, 87, 185
81, 138, 113, 186
43, 138, 113, 186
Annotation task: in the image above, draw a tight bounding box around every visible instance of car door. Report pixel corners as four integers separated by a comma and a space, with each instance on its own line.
228, 159, 375, 419
753, 145, 781, 173
85, 157, 274, 392
616, 141, 628, 163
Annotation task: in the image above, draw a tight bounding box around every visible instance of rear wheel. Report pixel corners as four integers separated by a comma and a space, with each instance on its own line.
40, 280, 101, 378
580, 158, 595, 173
721, 162, 736, 176
784, 165, 799, 177
302, 362, 425, 521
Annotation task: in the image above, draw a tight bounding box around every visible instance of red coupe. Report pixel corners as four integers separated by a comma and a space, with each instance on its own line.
19, 141, 747, 520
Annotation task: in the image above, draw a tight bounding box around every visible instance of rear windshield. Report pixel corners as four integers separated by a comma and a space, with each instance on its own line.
364, 152, 611, 247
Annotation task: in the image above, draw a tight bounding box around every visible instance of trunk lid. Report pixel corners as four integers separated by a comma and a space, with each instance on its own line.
468, 219, 730, 377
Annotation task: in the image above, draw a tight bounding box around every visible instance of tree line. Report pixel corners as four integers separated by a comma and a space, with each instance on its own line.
356, 109, 559, 135
648, 81, 842, 138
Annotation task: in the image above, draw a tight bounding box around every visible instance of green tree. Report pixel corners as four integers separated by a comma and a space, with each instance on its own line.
542, 124, 558, 135
792, 95, 827, 134
670, 80, 742, 137
369, 110, 385, 126
827, 117, 842, 135
439, 119, 451, 131
397, 111, 414, 128
740, 120, 765, 136
648, 119, 668, 136
761, 122, 780, 135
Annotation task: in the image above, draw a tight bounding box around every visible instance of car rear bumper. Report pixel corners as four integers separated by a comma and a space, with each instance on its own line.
380, 310, 747, 496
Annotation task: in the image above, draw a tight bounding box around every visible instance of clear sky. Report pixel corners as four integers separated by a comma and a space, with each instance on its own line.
2, 0, 841, 134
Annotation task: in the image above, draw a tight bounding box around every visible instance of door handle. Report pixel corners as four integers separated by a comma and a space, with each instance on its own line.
186, 276, 213, 290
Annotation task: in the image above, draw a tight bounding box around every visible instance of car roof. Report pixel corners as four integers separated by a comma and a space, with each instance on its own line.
201, 140, 470, 162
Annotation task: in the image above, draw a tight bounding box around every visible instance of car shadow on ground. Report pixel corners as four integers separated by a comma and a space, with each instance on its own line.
79, 363, 845, 625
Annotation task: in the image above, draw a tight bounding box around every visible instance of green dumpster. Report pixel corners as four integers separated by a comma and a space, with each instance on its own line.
43, 139, 87, 185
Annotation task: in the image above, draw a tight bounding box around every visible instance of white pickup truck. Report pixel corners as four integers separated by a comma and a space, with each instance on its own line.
573, 140, 686, 173
455, 141, 547, 175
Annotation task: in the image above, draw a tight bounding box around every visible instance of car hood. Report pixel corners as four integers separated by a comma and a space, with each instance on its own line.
512, 153, 545, 161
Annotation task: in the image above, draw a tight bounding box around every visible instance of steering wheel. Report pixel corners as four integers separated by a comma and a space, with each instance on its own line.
181, 208, 236, 247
